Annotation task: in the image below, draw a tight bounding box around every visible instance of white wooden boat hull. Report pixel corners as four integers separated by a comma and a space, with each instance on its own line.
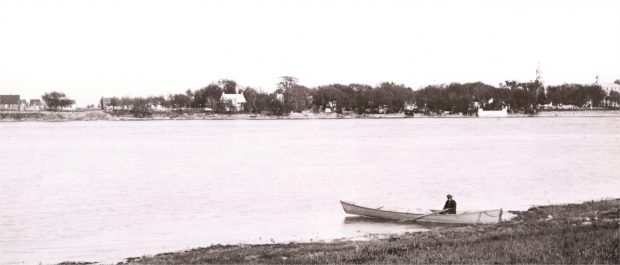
340, 200, 502, 224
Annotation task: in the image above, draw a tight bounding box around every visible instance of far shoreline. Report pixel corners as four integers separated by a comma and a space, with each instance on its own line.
2, 109, 620, 122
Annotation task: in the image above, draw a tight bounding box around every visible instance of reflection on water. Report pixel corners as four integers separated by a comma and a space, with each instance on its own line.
1, 117, 619, 264
343, 216, 467, 229
343, 216, 402, 224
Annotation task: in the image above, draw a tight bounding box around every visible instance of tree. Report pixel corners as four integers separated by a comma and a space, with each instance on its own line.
243, 87, 259, 113
608, 90, 620, 107
349, 83, 373, 114
120, 97, 133, 109
219, 79, 238, 94
614, 79, 620, 85
254, 92, 272, 114
367, 82, 413, 113
544, 84, 606, 107
444, 84, 474, 114
585, 85, 605, 107
536, 88, 547, 106
192, 88, 207, 108
110, 97, 120, 109
204, 83, 223, 109
412, 82, 506, 114
313, 85, 345, 112
284, 85, 311, 113
185, 89, 193, 108
269, 95, 287, 116
512, 89, 535, 110
42, 92, 75, 111
148, 96, 167, 109
277, 76, 299, 91
130, 97, 153, 117
387, 82, 413, 112
171, 94, 190, 109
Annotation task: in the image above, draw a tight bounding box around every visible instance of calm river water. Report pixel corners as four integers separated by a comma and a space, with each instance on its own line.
1, 117, 619, 264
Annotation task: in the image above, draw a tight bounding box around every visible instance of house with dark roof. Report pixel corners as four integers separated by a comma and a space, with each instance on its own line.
100, 97, 123, 110
29, 99, 44, 110
100, 97, 112, 109
0, 95, 21, 111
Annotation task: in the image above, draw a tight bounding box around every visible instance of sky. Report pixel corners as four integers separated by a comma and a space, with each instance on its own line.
1, 0, 619, 106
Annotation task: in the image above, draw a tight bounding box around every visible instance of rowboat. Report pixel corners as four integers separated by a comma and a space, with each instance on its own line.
340, 200, 502, 224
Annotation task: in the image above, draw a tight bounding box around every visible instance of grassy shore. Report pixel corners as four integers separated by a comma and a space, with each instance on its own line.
0, 110, 117, 121
0, 110, 411, 121
116, 199, 619, 264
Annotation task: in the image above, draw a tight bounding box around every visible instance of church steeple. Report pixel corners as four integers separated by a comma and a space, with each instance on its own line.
536, 62, 545, 95
536, 62, 543, 84
595, 74, 599, 85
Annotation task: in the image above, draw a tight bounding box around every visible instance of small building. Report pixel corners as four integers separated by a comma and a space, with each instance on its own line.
149, 102, 166, 111
100, 97, 113, 109
20, 99, 29, 110
30, 99, 44, 110
220, 93, 246, 112
100, 97, 123, 110
404, 103, 417, 116
540, 102, 555, 110
0, 95, 21, 111
599, 82, 620, 108
600, 82, 620, 93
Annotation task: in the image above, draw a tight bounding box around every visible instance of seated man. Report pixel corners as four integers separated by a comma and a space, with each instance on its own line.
442, 194, 457, 214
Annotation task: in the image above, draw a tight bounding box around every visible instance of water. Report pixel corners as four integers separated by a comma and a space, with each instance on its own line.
1, 117, 619, 264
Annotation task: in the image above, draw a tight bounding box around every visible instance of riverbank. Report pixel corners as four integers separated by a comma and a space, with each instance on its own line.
0, 111, 118, 121
2, 110, 620, 122
103, 198, 619, 264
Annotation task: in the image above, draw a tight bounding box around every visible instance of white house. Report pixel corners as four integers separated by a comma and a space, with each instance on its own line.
220, 93, 247, 112
600, 82, 620, 108
149, 103, 167, 111
600, 82, 620, 93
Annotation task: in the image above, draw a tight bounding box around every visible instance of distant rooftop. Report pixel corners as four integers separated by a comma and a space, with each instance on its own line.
101, 97, 113, 104
30, 99, 43, 106
0, 95, 20, 105
220, 93, 247, 103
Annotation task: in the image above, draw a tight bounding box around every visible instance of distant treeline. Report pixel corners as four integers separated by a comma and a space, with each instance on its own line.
100, 77, 620, 116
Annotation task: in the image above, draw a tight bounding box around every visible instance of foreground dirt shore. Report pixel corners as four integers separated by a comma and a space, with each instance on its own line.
2, 110, 620, 122
59, 198, 619, 265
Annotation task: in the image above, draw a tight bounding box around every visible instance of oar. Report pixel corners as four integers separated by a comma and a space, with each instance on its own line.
397, 209, 448, 223
409, 209, 449, 222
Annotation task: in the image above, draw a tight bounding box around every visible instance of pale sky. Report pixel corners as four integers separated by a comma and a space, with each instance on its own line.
1, 0, 619, 106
